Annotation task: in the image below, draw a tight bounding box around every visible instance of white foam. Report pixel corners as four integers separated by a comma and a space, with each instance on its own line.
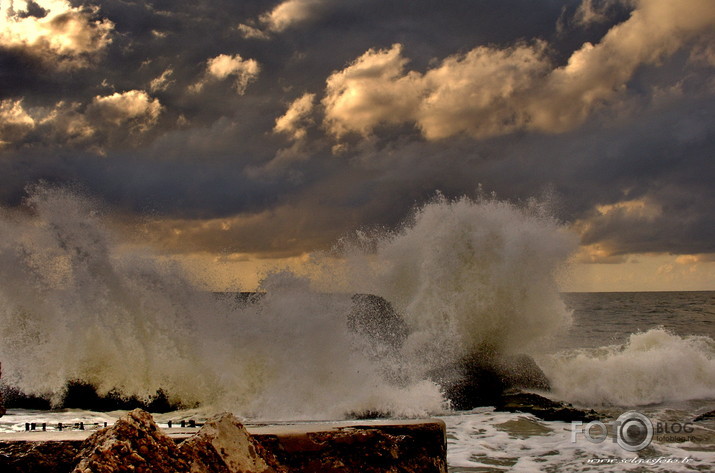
539, 328, 715, 406
444, 410, 715, 472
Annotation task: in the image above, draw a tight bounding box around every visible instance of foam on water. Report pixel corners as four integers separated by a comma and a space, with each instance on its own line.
539, 328, 715, 406
444, 410, 715, 472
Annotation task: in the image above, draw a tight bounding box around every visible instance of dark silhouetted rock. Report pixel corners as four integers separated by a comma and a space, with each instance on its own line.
62, 381, 182, 413
436, 345, 552, 411
179, 413, 286, 473
348, 294, 408, 351
0, 386, 52, 411
72, 409, 189, 473
495, 392, 602, 423
694, 410, 715, 422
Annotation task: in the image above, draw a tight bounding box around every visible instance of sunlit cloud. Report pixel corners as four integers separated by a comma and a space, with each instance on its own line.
149, 68, 175, 93
236, 23, 270, 40
260, 0, 325, 32
86, 90, 162, 133
191, 54, 261, 94
320, 0, 715, 140
0, 99, 36, 147
274, 93, 316, 141
0, 0, 113, 68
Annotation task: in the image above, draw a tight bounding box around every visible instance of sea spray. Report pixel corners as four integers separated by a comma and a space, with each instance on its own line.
0, 186, 444, 418
538, 328, 715, 406
337, 194, 578, 378
0, 187, 577, 418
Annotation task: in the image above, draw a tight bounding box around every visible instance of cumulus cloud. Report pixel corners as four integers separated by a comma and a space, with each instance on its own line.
0, 91, 161, 150
322, 44, 423, 137
320, 0, 715, 140
191, 54, 260, 94
260, 0, 325, 32
0, 99, 36, 147
0, 0, 113, 68
274, 93, 316, 141
84, 90, 162, 133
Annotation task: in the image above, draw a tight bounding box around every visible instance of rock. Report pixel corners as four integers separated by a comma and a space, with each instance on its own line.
61, 381, 182, 413
73, 408, 190, 473
347, 294, 408, 351
495, 354, 551, 392
0, 386, 52, 410
0, 441, 81, 473
254, 421, 447, 473
693, 410, 715, 422
0, 418, 448, 473
179, 413, 286, 473
495, 392, 602, 423
435, 346, 552, 411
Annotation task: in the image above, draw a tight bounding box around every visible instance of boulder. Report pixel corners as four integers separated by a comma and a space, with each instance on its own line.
495, 392, 602, 423
435, 344, 553, 411
72, 409, 189, 473
347, 294, 408, 351
179, 413, 286, 473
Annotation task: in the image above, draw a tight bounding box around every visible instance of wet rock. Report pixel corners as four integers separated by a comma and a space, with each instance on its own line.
495, 392, 602, 423
179, 413, 286, 473
254, 421, 447, 473
0, 441, 81, 473
72, 408, 189, 473
437, 346, 551, 410
693, 410, 715, 422
0, 386, 52, 411
495, 354, 551, 391
348, 294, 408, 351
0, 417, 448, 473
62, 382, 183, 413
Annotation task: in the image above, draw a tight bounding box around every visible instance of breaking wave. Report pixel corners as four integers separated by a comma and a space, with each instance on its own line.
0, 187, 576, 418
539, 328, 715, 406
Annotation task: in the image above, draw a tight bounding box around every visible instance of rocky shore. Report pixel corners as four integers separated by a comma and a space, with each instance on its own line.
0, 410, 448, 473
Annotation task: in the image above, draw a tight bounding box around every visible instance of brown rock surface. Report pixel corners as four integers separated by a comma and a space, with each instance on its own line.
254, 421, 447, 473
0, 441, 80, 473
72, 408, 189, 473
0, 414, 447, 473
179, 413, 286, 473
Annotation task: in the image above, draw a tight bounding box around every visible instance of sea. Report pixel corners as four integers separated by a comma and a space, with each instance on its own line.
1, 190, 714, 472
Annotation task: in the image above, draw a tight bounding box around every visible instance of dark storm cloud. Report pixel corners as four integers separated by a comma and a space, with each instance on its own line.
1, 0, 714, 260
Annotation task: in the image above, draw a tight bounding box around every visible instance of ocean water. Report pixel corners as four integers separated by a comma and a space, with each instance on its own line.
0, 188, 714, 471
445, 291, 715, 472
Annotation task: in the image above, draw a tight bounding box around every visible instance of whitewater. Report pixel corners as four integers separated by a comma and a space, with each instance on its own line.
1, 187, 715, 471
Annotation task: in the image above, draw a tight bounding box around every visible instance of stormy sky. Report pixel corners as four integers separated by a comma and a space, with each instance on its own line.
2, 0, 714, 290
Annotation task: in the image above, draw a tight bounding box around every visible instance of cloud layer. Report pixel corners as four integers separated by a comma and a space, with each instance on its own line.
0, 0, 713, 271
